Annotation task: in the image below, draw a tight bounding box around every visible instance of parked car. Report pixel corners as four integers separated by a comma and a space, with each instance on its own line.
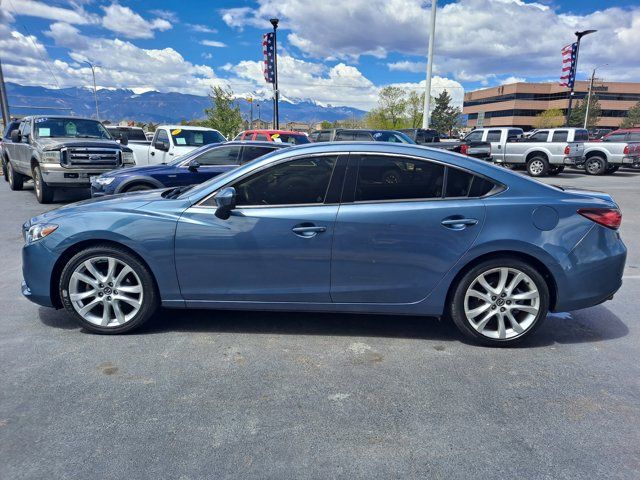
588, 128, 613, 140
105, 126, 149, 143
599, 128, 640, 143
4, 116, 135, 203
486, 128, 586, 176
309, 128, 415, 143
1, 119, 21, 181
22, 142, 626, 346
400, 128, 493, 161
565, 130, 640, 174
128, 125, 226, 166
91, 141, 288, 197
234, 129, 310, 145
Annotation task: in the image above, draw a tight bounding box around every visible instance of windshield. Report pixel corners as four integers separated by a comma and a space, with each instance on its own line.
270, 133, 310, 145
170, 128, 225, 147
33, 118, 111, 139
372, 131, 416, 144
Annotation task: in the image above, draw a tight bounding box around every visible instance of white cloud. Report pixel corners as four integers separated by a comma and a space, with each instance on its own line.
189, 24, 218, 34
388, 61, 426, 73
101, 3, 172, 39
2, 0, 96, 25
202, 52, 213, 60
501, 76, 526, 85
200, 40, 227, 48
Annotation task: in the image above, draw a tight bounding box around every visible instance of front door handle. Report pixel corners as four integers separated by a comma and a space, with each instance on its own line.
292, 224, 327, 237
441, 218, 478, 230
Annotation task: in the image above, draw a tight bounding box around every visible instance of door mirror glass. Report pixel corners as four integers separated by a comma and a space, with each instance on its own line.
188, 159, 200, 172
154, 140, 169, 151
214, 187, 236, 219
10, 129, 21, 143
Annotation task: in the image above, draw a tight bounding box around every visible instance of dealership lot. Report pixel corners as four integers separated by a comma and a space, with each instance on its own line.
1, 170, 640, 479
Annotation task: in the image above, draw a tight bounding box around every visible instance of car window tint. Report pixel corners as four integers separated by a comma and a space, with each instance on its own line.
355, 155, 444, 202
317, 132, 331, 141
574, 129, 589, 141
355, 132, 372, 141
242, 146, 275, 163
465, 130, 483, 142
529, 131, 549, 142
486, 130, 502, 142
627, 133, 640, 142
233, 155, 338, 206
196, 146, 241, 165
335, 131, 353, 141
468, 176, 496, 197
508, 129, 523, 139
445, 168, 475, 197
255, 134, 268, 141
604, 133, 626, 142
551, 130, 568, 142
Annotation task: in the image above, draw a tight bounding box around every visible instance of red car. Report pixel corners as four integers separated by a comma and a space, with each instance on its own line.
600, 128, 640, 143
235, 129, 310, 145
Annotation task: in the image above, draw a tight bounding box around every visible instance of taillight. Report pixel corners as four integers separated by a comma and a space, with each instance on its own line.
564, 145, 570, 155
578, 208, 622, 230
460, 144, 469, 155
623, 145, 629, 155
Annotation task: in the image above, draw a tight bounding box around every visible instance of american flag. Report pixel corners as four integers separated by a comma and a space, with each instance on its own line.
262, 32, 275, 84
559, 42, 577, 88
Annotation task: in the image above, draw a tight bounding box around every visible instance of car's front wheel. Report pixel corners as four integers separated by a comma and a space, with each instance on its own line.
59, 245, 159, 334
449, 258, 549, 346
33, 165, 54, 203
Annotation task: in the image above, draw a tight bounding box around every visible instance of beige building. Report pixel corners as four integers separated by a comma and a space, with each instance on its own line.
463, 81, 640, 129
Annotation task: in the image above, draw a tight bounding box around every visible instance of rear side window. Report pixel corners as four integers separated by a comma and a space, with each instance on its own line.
628, 133, 640, 142
486, 130, 502, 142
317, 131, 331, 142
604, 133, 627, 142
574, 129, 589, 141
255, 134, 268, 141
241, 146, 275, 163
508, 129, 523, 139
355, 155, 444, 202
355, 132, 372, 141
445, 168, 496, 198
551, 130, 568, 142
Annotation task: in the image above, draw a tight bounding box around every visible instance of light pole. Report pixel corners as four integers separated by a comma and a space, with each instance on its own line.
0, 56, 10, 128
270, 18, 280, 130
584, 63, 607, 129
422, 0, 437, 129
84, 61, 99, 120
565, 29, 596, 126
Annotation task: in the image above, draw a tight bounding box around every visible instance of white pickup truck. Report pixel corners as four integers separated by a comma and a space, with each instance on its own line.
466, 127, 584, 177
125, 125, 226, 165
567, 136, 640, 175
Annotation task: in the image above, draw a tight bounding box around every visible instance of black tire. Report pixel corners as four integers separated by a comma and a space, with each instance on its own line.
547, 165, 564, 176
605, 165, 620, 174
526, 156, 549, 177
59, 244, 159, 334
2, 156, 8, 182
7, 161, 24, 190
585, 155, 607, 175
33, 165, 54, 204
449, 257, 550, 347
123, 183, 154, 193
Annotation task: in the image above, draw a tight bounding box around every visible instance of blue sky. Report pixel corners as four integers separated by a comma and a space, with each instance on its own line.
1, 0, 639, 109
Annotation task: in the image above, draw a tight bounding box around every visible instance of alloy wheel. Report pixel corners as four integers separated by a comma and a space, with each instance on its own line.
586, 159, 602, 175
68, 256, 144, 327
529, 160, 544, 176
463, 267, 540, 340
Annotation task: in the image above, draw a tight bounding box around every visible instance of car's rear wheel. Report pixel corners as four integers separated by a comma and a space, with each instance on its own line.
450, 258, 549, 346
526, 156, 549, 177
33, 165, 54, 203
7, 161, 24, 190
585, 156, 607, 175
59, 245, 159, 334
123, 183, 155, 193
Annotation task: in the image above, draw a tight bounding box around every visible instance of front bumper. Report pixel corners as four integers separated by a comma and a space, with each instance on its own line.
22, 240, 58, 308
41, 164, 117, 187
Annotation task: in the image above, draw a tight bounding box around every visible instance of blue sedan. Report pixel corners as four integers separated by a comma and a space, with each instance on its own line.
90, 141, 288, 197
22, 142, 626, 346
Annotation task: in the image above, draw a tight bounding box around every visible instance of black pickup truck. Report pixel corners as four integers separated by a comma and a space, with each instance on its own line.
4, 116, 134, 203
399, 128, 493, 161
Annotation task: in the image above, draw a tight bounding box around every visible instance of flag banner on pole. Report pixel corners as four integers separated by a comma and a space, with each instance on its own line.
262, 32, 275, 84
559, 42, 577, 88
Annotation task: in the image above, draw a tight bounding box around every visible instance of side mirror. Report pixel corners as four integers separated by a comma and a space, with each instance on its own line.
188, 159, 200, 172
214, 187, 236, 220
154, 140, 169, 152
120, 133, 129, 146
10, 129, 21, 143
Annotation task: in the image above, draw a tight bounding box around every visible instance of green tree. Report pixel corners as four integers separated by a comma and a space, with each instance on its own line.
568, 95, 601, 129
202, 86, 243, 138
320, 120, 333, 129
366, 86, 407, 129
430, 90, 461, 135
621, 101, 640, 128
533, 109, 565, 128
406, 91, 424, 128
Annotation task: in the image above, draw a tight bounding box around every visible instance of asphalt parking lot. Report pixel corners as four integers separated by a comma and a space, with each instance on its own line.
1, 169, 639, 479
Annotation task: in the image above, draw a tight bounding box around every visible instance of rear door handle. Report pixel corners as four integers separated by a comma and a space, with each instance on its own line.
292, 224, 327, 237
441, 218, 478, 230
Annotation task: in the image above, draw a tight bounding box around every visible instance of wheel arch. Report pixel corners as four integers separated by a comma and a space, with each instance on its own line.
445, 250, 558, 312
115, 176, 164, 193
584, 149, 607, 160
525, 150, 549, 162
49, 238, 159, 309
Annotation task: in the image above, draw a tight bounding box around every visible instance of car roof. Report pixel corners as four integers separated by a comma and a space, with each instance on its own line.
23, 115, 99, 121
161, 125, 220, 131
243, 129, 304, 134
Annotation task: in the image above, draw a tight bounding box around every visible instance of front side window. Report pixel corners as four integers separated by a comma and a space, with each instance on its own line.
355, 155, 444, 202
551, 130, 568, 142
335, 131, 354, 141
372, 131, 414, 143
194, 145, 241, 165
233, 155, 338, 206
317, 131, 331, 142
529, 131, 549, 142
465, 130, 483, 142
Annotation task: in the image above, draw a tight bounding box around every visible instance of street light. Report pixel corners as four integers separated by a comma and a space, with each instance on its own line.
584, 63, 607, 129
565, 29, 597, 126
83, 61, 99, 121
422, 0, 437, 129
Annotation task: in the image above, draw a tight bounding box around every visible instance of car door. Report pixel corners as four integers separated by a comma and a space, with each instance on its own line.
16, 119, 33, 174
330, 153, 488, 304
174, 154, 347, 303
149, 129, 171, 164
485, 129, 503, 159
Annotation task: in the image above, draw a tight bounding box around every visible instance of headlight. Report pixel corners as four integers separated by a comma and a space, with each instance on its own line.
122, 151, 135, 164
41, 151, 61, 163
94, 176, 115, 185
26, 223, 58, 244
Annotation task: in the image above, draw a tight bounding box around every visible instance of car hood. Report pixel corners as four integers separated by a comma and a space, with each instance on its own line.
38, 137, 121, 151
27, 189, 168, 226
99, 163, 171, 178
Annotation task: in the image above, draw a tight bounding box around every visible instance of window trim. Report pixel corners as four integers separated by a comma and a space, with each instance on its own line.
195, 152, 345, 209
